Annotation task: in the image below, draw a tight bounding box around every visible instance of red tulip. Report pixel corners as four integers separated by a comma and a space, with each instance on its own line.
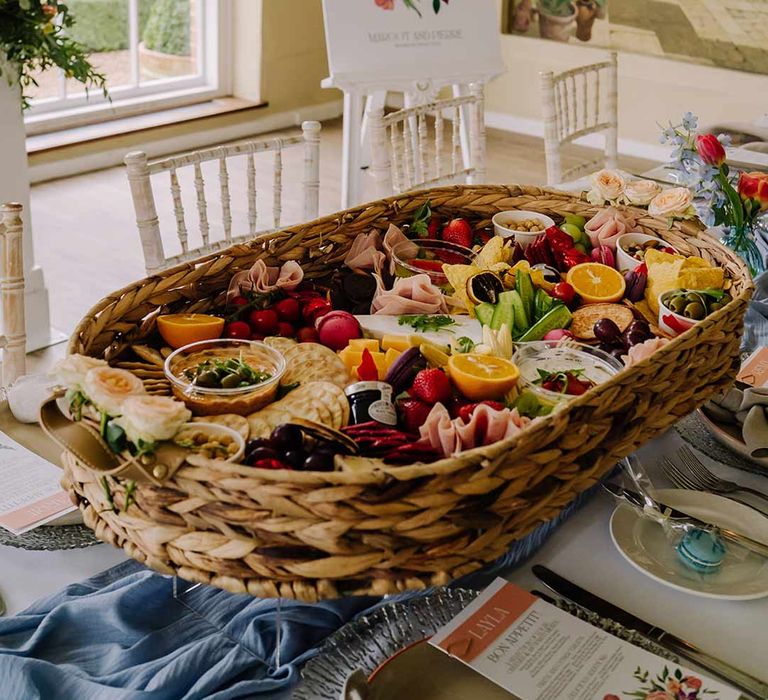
695, 134, 726, 167
738, 171, 768, 211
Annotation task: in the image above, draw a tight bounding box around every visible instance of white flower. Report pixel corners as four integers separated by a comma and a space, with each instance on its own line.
83, 366, 146, 416
586, 169, 626, 204
113, 395, 191, 445
622, 179, 662, 206
648, 187, 695, 219
54, 354, 108, 392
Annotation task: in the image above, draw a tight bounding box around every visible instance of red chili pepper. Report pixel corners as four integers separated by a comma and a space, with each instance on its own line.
407, 259, 444, 273
561, 248, 591, 269
545, 225, 575, 253
357, 348, 379, 381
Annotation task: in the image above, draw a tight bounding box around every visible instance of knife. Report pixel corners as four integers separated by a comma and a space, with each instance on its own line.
604, 483, 768, 559
533, 565, 768, 699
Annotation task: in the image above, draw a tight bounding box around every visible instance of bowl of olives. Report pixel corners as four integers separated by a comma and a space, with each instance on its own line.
658, 288, 731, 337
164, 338, 285, 416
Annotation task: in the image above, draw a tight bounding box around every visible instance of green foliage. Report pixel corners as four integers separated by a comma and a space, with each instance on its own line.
0, 0, 106, 109
142, 0, 190, 56
66, 0, 156, 52
538, 0, 575, 17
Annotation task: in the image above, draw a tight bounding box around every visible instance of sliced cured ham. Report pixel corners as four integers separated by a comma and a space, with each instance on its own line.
344, 231, 386, 274
371, 273, 449, 315
227, 260, 304, 298
585, 207, 636, 250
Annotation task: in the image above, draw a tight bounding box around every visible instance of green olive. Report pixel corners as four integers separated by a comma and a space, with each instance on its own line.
721, 293, 732, 304
684, 292, 704, 305
194, 370, 219, 388
220, 373, 244, 389
708, 302, 723, 313
669, 296, 687, 314
683, 301, 705, 320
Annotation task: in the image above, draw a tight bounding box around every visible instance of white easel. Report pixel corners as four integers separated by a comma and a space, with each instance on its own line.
321, 0, 504, 208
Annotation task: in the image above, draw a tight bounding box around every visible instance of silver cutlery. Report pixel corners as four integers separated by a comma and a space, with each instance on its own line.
668, 446, 768, 508
533, 565, 768, 699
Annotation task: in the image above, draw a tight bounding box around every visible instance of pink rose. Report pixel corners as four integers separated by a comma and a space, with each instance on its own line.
683, 676, 703, 690
584, 207, 636, 250
375, 0, 395, 8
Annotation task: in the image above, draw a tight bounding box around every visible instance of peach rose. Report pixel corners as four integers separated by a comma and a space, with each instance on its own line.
54, 354, 108, 392
644, 692, 674, 700
113, 395, 191, 444
648, 187, 694, 219
587, 169, 626, 204
623, 179, 662, 206
83, 367, 146, 416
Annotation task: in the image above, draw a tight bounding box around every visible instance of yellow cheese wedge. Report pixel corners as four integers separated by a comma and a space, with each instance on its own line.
384, 347, 401, 370
348, 338, 381, 352
338, 348, 364, 372
381, 334, 411, 352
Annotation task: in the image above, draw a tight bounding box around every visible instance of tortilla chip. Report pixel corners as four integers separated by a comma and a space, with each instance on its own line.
645, 249, 725, 314
475, 237, 511, 269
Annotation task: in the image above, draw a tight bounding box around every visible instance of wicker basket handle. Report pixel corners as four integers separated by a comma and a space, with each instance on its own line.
39, 396, 187, 485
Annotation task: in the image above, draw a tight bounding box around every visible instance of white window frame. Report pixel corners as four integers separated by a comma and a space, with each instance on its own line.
25, 0, 232, 134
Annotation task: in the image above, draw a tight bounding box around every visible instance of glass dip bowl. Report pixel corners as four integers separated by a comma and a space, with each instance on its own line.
391, 239, 475, 292
512, 341, 622, 413
164, 338, 285, 416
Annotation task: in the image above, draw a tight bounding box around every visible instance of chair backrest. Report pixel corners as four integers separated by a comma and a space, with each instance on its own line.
0, 203, 26, 386
368, 84, 486, 198
540, 52, 618, 186
124, 121, 322, 276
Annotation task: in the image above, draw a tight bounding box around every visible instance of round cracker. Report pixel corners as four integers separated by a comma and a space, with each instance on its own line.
193, 414, 249, 441
280, 343, 350, 388
570, 303, 634, 340
131, 344, 165, 367
264, 336, 297, 354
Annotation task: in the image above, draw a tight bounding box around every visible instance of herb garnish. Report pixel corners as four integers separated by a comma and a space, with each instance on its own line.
455, 336, 475, 353
409, 200, 432, 238
398, 314, 456, 333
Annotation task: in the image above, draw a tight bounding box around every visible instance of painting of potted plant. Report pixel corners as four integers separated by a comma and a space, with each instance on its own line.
537, 0, 576, 42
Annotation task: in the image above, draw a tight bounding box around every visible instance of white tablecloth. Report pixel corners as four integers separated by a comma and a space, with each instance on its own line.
2, 429, 767, 685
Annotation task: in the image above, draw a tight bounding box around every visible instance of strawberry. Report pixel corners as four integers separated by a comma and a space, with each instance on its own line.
427, 215, 442, 239
456, 401, 505, 423
440, 218, 473, 249
398, 398, 433, 434
407, 259, 444, 273
475, 229, 493, 246
410, 368, 452, 405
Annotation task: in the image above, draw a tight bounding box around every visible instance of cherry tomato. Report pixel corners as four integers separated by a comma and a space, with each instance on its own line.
276, 321, 295, 338
224, 321, 251, 340
296, 326, 319, 343
273, 297, 301, 323
249, 309, 279, 336
550, 282, 576, 306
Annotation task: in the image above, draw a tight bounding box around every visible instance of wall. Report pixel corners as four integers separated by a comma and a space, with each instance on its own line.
487, 5, 768, 157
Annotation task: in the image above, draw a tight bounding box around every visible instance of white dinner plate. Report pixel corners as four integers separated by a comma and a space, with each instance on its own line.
697, 407, 768, 470
610, 488, 768, 600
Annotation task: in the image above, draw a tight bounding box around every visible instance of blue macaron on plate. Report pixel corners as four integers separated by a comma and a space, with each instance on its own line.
610, 488, 768, 600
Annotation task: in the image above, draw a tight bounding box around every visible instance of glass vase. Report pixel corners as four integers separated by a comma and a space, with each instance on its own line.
719, 221, 765, 277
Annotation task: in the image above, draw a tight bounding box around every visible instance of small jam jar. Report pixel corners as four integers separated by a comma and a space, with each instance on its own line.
344, 381, 397, 426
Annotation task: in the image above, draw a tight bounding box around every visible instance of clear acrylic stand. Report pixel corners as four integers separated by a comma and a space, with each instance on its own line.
171, 576, 284, 670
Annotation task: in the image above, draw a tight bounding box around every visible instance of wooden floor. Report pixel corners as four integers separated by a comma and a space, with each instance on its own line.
30, 116, 655, 337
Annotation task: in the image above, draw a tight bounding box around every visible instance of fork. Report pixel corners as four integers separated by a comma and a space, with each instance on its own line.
665, 446, 768, 508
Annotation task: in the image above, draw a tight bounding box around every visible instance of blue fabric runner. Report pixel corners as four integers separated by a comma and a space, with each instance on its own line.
0, 484, 599, 700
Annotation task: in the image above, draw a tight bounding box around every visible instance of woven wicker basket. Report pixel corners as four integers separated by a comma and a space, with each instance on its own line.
63, 185, 752, 600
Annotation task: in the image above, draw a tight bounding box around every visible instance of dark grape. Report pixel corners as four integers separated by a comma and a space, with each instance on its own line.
283, 450, 306, 469
622, 330, 649, 350
625, 319, 651, 338
270, 424, 304, 450
303, 452, 334, 472
593, 318, 621, 344
246, 437, 272, 452
249, 446, 281, 464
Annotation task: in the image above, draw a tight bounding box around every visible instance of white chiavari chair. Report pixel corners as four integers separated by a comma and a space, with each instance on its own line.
540, 52, 618, 187
367, 84, 486, 198
0, 203, 26, 387
124, 121, 322, 276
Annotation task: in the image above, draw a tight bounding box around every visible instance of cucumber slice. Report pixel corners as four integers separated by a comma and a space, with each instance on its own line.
517, 304, 572, 342
475, 302, 496, 327
515, 269, 535, 324
490, 299, 514, 331
534, 288, 554, 321
499, 290, 528, 335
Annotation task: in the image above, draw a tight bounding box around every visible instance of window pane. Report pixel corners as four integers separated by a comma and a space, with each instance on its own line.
64, 0, 133, 96
139, 0, 198, 83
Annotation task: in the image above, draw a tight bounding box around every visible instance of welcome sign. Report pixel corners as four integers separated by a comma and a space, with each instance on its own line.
322, 0, 504, 86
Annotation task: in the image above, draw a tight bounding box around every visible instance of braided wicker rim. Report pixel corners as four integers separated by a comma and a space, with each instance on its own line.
63, 185, 753, 600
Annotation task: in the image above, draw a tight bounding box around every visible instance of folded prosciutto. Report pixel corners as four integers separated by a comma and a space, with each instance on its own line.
419, 402, 530, 457
585, 207, 636, 250
621, 337, 669, 367
344, 231, 386, 274
371, 273, 448, 315
227, 260, 303, 298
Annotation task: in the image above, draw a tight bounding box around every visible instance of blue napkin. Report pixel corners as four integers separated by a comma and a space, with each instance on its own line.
0, 560, 377, 700
742, 271, 768, 354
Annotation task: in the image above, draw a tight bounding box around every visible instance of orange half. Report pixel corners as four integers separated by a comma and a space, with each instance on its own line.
566, 262, 626, 304
447, 353, 520, 401
157, 314, 225, 349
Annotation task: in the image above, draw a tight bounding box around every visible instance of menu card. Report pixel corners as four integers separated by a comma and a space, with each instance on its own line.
430, 578, 741, 700
737, 347, 768, 388
0, 431, 75, 535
